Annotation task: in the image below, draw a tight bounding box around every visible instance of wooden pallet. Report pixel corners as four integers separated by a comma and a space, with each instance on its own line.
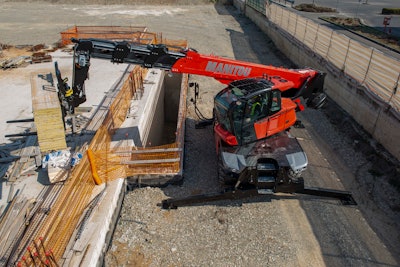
31, 52, 52, 64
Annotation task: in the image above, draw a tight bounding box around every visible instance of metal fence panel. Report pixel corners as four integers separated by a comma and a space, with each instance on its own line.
344, 40, 372, 81
287, 12, 298, 36
269, 3, 283, 25
303, 21, 319, 50
294, 16, 308, 43
365, 51, 400, 104
280, 7, 291, 32
314, 27, 332, 57
248, 0, 266, 14
326, 32, 350, 70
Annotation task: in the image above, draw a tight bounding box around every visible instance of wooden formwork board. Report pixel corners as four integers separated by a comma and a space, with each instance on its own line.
31, 73, 67, 153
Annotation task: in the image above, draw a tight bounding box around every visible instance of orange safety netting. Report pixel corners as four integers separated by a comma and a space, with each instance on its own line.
60, 26, 188, 51
19, 52, 186, 265
60, 26, 151, 45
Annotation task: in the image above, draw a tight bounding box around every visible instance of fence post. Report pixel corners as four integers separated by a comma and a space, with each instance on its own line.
388, 73, 400, 106
342, 39, 351, 72
362, 48, 374, 84
325, 30, 334, 59
294, 13, 298, 38
313, 24, 320, 51
303, 20, 308, 43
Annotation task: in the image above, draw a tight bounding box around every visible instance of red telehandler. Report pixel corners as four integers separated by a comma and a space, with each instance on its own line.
55, 38, 355, 208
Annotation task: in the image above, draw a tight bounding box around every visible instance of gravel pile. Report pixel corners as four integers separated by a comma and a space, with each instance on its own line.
108, 187, 296, 266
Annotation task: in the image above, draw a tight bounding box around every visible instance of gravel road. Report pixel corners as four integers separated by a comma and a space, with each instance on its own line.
1, 2, 399, 267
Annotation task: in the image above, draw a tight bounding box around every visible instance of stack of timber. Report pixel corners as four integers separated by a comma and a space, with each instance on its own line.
31, 52, 52, 64
0, 56, 29, 69
31, 73, 67, 153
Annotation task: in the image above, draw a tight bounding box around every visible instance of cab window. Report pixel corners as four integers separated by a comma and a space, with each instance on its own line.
244, 93, 269, 122
270, 90, 281, 114
214, 102, 231, 132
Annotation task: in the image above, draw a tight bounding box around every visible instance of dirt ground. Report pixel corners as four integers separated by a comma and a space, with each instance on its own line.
0, 1, 399, 267
322, 17, 400, 52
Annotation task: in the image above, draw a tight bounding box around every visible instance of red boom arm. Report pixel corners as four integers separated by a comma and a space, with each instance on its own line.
171, 49, 319, 89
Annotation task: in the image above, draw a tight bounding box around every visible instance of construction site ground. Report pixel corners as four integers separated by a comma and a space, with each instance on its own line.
1, 1, 400, 266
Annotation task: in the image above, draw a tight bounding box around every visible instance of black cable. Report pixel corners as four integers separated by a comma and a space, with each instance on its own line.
189, 82, 213, 128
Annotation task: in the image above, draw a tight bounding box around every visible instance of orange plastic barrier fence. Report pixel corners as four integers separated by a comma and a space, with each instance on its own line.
19, 33, 188, 265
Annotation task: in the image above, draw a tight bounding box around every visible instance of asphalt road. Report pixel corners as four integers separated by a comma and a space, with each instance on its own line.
293, 0, 400, 37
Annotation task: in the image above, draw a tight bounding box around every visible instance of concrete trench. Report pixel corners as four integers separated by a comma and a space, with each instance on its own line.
63, 69, 187, 266
145, 74, 183, 148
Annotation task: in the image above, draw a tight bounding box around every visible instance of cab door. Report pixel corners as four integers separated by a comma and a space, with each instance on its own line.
266, 90, 283, 136
254, 90, 285, 138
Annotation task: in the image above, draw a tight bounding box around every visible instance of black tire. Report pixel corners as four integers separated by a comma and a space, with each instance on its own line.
309, 92, 327, 109
217, 151, 237, 186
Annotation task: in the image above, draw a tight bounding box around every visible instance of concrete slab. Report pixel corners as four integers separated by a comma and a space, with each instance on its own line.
0, 48, 142, 265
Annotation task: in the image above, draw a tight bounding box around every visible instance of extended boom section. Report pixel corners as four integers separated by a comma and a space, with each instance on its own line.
63, 38, 326, 114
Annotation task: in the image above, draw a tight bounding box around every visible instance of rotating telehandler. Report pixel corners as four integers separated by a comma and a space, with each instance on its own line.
55, 38, 355, 208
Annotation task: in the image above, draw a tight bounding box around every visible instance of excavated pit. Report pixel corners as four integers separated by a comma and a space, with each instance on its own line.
123, 71, 187, 187
146, 74, 183, 147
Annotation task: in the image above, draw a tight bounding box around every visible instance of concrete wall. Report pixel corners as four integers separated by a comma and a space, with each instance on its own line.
242, 4, 400, 160
233, 0, 245, 12
164, 74, 182, 123
146, 73, 182, 146
146, 75, 166, 147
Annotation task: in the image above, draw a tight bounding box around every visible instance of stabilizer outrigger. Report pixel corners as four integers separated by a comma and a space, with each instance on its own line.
160, 176, 356, 209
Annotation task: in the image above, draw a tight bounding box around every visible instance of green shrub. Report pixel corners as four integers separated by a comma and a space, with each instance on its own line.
294, 4, 336, 13
382, 8, 400, 15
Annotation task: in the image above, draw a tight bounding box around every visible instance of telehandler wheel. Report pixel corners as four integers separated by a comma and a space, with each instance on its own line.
309, 92, 327, 109
217, 152, 237, 186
